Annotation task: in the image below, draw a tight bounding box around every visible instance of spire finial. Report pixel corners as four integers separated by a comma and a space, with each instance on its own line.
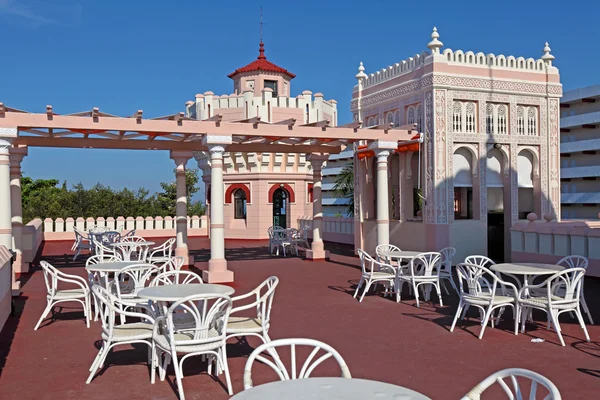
541, 41, 555, 65
257, 7, 267, 60
427, 26, 443, 54
356, 61, 367, 80
260, 7, 263, 43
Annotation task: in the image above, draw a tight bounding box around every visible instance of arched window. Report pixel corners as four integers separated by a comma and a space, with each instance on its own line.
527, 107, 537, 135
367, 117, 375, 127
497, 105, 507, 134
416, 104, 423, 132
465, 102, 476, 133
394, 111, 400, 127
234, 189, 247, 219
452, 101, 462, 132
407, 106, 415, 125
486, 104, 494, 134
386, 112, 394, 125
517, 106, 525, 135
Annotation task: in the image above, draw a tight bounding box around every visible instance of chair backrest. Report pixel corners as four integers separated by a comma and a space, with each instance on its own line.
243, 338, 352, 389
161, 293, 232, 350
542, 268, 586, 305
103, 231, 121, 244
409, 252, 442, 277
375, 244, 401, 262
120, 235, 146, 243
85, 254, 121, 266
93, 285, 154, 336
455, 263, 500, 297
39, 261, 60, 296
159, 237, 176, 255
357, 249, 371, 275
439, 247, 456, 271
462, 368, 561, 400
112, 242, 148, 262
464, 255, 495, 268
95, 241, 116, 256
150, 270, 203, 286
73, 228, 87, 242
232, 277, 279, 331
113, 263, 158, 297
557, 255, 588, 270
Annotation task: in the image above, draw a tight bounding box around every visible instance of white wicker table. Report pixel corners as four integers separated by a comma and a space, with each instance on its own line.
110, 241, 155, 261
380, 251, 422, 260
230, 378, 431, 399
137, 284, 235, 301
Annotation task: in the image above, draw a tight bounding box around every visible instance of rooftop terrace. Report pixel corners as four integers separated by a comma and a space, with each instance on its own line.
0, 238, 599, 399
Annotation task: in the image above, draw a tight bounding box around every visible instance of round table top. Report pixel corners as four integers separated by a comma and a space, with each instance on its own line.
492, 263, 564, 275
380, 251, 422, 259
230, 378, 431, 400
111, 241, 155, 247
89, 230, 118, 236
84, 261, 139, 272
137, 284, 235, 301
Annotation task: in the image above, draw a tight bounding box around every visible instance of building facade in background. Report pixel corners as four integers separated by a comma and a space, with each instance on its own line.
352, 28, 562, 263
560, 85, 600, 219
186, 42, 339, 239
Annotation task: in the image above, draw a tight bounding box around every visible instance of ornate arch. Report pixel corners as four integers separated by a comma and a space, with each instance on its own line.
268, 183, 295, 203
453, 143, 478, 176
225, 183, 251, 204
518, 146, 540, 176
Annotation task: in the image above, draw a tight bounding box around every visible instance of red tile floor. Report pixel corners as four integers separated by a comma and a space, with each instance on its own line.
0, 238, 599, 399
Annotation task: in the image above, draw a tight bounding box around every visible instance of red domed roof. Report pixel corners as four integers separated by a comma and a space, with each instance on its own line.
227, 42, 296, 79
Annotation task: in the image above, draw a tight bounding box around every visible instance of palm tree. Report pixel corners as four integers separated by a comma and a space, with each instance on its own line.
332, 162, 354, 217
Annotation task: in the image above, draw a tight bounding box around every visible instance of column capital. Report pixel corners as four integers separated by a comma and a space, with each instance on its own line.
368, 140, 397, 151
9, 145, 28, 167
307, 153, 329, 169
170, 150, 193, 167
202, 134, 232, 147
0, 127, 18, 144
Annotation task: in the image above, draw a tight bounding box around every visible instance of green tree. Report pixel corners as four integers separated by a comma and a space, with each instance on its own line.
332, 161, 355, 217
155, 168, 205, 217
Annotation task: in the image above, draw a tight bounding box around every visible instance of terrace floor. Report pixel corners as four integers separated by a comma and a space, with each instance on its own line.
1, 238, 599, 399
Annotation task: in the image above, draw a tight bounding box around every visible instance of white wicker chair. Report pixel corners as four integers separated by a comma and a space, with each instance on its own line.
72, 228, 93, 261
439, 247, 457, 294
34, 261, 91, 330
556, 256, 593, 324
155, 256, 184, 274
94, 241, 119, 258
112, 263, 158, 323
152, 294, 233, 398
147, 238, 176, 264
292, 225, 310, 249
150, 270, 203, 286
226, 276, 279, 345
450, 263, 519, 339
395, 252, 444, 308
243, 338, 351, 390
375, 244, 401, 264
518, 268, 591, 347
86, 254, 121, 321
462, 368, 561, 400
270, 227, 294, 257
353, 249, 396, 302
112, 242, 148, 262
86, 285, 155, 384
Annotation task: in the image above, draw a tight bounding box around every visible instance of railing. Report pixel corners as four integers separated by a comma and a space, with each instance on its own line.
511, 218, 600, 277
23, 219, 43, 264
42, 216, 209, 241
0, 245, 12, 333
297, 216, 354, 245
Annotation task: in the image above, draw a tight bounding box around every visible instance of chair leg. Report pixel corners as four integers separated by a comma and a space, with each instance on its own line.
575, 307, 591, 342
34, 301, 53, 331
441, 280, 450, 295
160, 353, 171, 381
580, 295, 594, 325
435, 283, 443, 307
171, 352, 186, 400
359, 280, 372, 303
150, 344, 157, 384
514, 304, 519, 335
549, 310, 565, 347
478, 307, 494, 339
461, 305, 470, 320
353, 278, 364, 299
413, 282, 420, 308
220, 346, 234, 395
450, 301, 464, 332
87, 341, 110, 384
84, 297, 91, 328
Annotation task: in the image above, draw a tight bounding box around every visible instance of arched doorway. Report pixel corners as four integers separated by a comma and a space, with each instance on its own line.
272, 188, 289, 228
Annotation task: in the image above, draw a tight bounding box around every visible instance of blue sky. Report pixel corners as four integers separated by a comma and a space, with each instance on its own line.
1, 0, 597, 199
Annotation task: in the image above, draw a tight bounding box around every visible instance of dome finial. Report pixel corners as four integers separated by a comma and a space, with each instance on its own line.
356, 61, 367, 80
541, 41, 555, 65
258, 41, 266, 60
427, 26, 443, 54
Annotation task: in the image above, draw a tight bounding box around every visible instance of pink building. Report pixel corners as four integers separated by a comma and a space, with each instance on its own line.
186, 42, 338, 239
353, 28, 562, 263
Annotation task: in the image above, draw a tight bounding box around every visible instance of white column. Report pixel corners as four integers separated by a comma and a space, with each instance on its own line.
199, 135, 234, 283
170, 150, 193, 266
306, 154, 330, 260
9, 146, 27, 274
375, 149, 391, 245
0, 130, 17, 293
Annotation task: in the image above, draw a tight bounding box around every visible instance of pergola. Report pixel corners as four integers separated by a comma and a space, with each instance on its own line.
0, 103, 418, 285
